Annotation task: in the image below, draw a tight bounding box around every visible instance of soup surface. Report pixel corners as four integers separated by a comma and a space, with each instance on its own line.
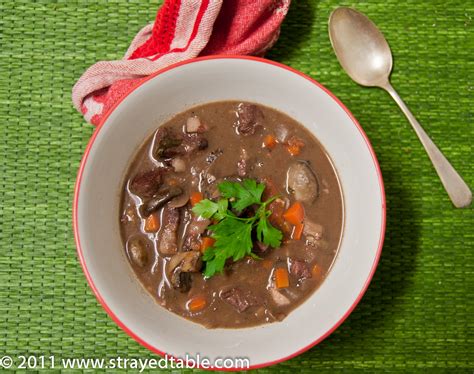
120, 101, 343, 328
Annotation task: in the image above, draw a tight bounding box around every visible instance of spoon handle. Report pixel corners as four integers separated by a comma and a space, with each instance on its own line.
382, 82, 472, 208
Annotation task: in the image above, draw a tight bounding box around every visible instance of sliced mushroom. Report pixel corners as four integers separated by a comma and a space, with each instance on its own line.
168, 192, 189, 208
286, 161, 319, 203
167, 251, 203, 291
269, 288, 290, 306
171, 251, 202, 272
127, 238, 149, 268
120, 205, 137, 224
275, 124, 289, 143
140, 186, 183, 217
171, 272, 192, 293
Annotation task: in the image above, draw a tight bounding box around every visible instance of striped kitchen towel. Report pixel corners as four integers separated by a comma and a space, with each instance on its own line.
72, 0, 291, 125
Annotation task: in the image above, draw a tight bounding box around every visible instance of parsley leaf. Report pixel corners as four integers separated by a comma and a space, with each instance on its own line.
192, 179, 283, 277
256, 214, 283, 248
192, 199, 219, 218
202, 218, 254, 277
215, 198, 228, 221
201, 247, 227, 278
193, 198, 229, 221
218, 179, 265, 212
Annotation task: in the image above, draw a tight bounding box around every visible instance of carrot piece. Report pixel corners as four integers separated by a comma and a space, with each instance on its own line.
263, 134, 277, 149
187, 295, 207, 312
312, 264, 322, 279
283, 201, 305, 226
292, 223, 304, 240
144, 213, 160, 232
262, 259, 273, 269
190, 191, 204, 207
287, 144, 301, 156
286, 136, 305, 156
275, 268, 289, 289
200, 237, 216, 253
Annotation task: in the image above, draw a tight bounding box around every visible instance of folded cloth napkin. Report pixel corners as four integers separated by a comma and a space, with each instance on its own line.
72, 0, 291, 125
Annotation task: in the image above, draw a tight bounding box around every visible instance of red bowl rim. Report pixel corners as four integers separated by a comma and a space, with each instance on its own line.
73, 55, 386, 370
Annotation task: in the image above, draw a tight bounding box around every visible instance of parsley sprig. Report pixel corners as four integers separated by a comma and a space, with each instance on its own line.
192, 179, 283, 277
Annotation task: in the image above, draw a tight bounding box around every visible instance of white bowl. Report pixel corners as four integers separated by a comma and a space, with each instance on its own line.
74, 56, 385, 370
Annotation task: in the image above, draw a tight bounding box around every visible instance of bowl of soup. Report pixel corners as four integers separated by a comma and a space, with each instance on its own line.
74, 56, 385, 369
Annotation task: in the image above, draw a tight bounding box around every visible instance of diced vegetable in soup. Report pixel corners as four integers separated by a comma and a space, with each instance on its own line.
119, 101, 343, 328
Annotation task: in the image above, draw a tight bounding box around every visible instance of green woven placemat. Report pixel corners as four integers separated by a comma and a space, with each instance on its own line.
0, 0, 472, 372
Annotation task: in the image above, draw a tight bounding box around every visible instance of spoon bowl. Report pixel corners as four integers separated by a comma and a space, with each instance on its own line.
328, 7, 472, 208
329, 7, 392, 87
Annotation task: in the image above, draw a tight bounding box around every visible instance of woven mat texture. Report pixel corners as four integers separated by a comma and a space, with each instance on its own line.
0, 0, 473, 372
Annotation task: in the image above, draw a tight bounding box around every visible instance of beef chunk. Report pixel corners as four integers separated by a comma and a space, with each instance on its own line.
130, 169, 163, 198
158, 207, 180, 255
154, 127, 208, 160
268, 198, 292, 235
154, 127, 182, 159
187, 214, 211, 236
182, 133, 208, 153
260, 178, 292, 236
182, 215, 211, 251
289, 259, 312, 280
220, 287, 258, 313
236, 103, 263, 135
183, 235, 201, 252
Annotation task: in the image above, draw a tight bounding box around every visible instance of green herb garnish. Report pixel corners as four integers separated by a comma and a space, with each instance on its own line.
192, 179, 283, 277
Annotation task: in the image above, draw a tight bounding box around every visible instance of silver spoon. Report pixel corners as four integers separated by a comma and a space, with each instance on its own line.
328, 7, 472, 208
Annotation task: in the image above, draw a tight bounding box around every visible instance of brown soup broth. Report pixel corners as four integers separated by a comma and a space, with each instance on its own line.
119, 101, 343, 328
